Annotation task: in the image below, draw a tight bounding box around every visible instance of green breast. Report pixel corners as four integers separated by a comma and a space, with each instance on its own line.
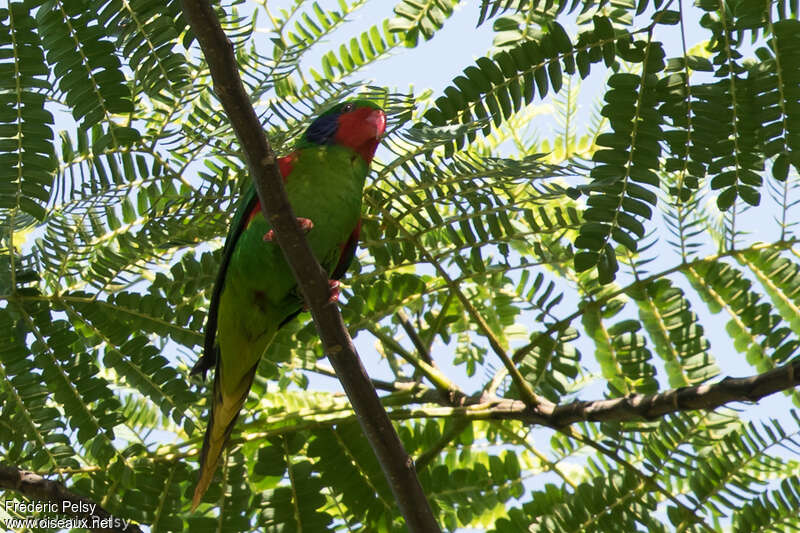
223, 144, 368, 329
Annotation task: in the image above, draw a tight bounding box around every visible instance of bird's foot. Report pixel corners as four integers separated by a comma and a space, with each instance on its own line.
263, 217, 314, 242
303, 280, 341, 311
327, 280, 340, 303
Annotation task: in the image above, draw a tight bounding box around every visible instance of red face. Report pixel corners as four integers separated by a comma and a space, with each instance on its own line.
334, 107, 387, 163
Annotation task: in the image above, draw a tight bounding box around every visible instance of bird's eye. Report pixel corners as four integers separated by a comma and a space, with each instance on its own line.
342, 103, 354, 113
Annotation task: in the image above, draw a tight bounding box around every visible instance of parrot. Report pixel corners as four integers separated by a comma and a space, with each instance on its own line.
190, 100, 387, 509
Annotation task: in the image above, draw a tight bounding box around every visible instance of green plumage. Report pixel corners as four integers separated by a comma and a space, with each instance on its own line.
192, 101, 385, 509
219, 145, 368, 391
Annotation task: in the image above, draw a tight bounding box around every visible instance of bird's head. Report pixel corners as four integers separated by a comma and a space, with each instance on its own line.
302, 100, 387, 163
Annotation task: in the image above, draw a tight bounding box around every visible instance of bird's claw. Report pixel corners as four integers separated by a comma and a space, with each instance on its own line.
327, 280, 340, 303
263, 217, 314, 242
303, 280, 341, 311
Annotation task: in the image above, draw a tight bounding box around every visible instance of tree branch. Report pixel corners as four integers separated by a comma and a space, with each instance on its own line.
402, 358, 800, 427
368, 324, 460, 398
414, 419, 471, 470
396, 309, 433, 365
179, 2, 440, 531
0, 465, 142, 533
309, 363, 400, 392
538, 358, 800, 426
234, 359, 800, 457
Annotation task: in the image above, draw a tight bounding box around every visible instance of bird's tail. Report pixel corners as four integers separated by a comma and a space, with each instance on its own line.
192, 362, 259, 510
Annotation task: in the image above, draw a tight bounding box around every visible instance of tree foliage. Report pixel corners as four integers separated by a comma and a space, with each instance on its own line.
2, 0, 800, 531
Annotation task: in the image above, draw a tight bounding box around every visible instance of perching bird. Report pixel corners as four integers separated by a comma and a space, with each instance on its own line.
191, 100, 386, 509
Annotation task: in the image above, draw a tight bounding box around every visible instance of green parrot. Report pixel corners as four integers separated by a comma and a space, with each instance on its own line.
191, 100, 386, 509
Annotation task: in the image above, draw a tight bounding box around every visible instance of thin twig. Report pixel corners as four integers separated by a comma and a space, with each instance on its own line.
397, 309, 433, 364
415, 419, 471, 470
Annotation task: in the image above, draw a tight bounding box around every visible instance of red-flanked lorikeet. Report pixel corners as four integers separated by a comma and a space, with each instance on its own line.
191, 101, 386, 508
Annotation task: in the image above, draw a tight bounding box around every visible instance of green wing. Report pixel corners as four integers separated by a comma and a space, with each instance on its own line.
191, 185, 259, 377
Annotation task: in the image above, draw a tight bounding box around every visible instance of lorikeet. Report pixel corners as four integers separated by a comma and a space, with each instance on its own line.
191, 101, 386, 508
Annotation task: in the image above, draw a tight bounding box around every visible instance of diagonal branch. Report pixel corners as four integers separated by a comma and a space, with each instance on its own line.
0, 465, 142, 533
396, 309, 433, 365
179, 2, 440, 531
